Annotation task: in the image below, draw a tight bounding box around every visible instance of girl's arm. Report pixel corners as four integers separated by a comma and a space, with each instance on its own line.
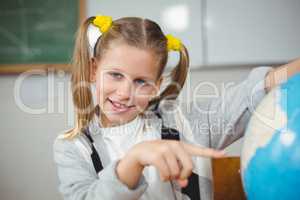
204, 58, 300, 149
176, 58, 300, 151
177, 66, 272, 150
209, 67, 268, 149
54, 134, 224, 199
265, 58, 300, 92
53, 136, 147, 200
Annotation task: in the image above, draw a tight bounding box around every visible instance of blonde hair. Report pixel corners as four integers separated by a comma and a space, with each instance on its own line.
64, 16, 189, 139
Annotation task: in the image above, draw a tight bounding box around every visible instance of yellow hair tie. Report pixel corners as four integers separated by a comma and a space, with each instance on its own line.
166, 34, 182, 51
93, 15, 113, 33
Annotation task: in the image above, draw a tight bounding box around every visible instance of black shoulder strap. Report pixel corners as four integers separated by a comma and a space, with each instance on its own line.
151, 101, 180, 141
82, 128, 104, 173
152, 102, 201, 200
161, 127, 181, 140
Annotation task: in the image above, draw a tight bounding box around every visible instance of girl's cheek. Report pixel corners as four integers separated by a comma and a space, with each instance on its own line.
134, 93, 153, 111
98, 74, 117, 91
95, 78, 114, 104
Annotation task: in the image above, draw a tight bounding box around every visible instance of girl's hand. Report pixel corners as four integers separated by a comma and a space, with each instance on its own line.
265, 57, 300, 92
116, 140, 225, 189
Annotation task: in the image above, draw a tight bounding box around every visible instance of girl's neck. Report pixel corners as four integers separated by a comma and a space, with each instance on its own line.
99, 113, 117, 128
99, 112, 138, 128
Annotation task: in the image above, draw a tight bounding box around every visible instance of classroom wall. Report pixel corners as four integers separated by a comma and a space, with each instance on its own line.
87, 0, 300, 67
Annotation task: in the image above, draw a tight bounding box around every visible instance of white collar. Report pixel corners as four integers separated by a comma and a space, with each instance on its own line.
87, 109, 162, 136
88, 113, 143, 136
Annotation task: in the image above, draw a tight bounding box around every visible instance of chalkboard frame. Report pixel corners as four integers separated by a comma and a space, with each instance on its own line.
0, 0, 86, 74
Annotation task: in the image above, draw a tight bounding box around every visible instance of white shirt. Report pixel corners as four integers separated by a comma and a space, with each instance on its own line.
95, 115, 186, 200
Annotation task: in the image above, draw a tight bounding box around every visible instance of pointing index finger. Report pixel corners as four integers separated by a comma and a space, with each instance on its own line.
182, 142, 226, 158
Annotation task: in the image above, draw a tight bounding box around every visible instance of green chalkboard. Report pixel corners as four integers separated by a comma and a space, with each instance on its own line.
0, 0, 83, 72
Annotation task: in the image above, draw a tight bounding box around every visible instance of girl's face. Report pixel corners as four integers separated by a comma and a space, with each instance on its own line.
91, 43, 162, 127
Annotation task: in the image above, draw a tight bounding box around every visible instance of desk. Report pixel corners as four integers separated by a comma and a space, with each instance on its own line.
212, 157, 246, 200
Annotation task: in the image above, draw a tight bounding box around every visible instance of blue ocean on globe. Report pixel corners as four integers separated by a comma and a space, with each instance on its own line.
241, 73, 300, 200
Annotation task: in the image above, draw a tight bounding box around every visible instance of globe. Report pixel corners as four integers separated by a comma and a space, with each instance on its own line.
241, 73, 300, 200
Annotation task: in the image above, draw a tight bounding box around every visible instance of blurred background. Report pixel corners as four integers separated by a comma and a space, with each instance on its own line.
0, 0, 300, 199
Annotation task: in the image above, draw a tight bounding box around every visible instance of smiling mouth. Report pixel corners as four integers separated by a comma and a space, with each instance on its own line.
108, 98, 135, 113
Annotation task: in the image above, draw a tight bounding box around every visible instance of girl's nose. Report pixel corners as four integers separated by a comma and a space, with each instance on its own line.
116, 80, 132, 99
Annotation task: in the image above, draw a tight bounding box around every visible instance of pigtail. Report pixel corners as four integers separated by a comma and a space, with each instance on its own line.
149, 44, 189, 107
64, 17, 96, 139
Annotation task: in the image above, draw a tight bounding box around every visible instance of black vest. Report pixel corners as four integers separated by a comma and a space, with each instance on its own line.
83, 106, 201, 200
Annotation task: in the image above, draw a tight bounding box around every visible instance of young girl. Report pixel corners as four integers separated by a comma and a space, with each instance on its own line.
53, 15, 300, 200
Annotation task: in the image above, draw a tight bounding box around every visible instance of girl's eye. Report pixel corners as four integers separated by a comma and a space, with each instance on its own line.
109, 72, 123, 80
135, 79, 147, 86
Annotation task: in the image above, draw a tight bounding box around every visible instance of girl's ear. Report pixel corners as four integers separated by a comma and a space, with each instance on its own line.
89, 58, 97, 82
